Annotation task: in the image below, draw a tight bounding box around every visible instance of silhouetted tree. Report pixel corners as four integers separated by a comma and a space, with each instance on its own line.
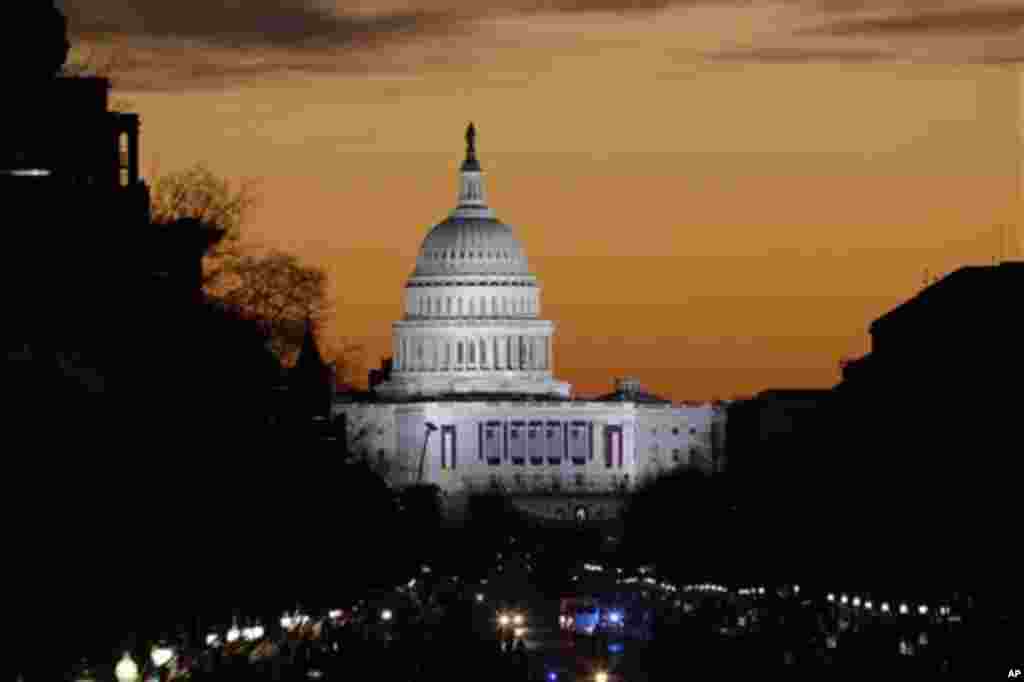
149, 162, 254, 290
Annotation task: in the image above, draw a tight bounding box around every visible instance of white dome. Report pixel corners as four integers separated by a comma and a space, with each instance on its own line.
414, 217, 530, 276
375, 123, 572, 400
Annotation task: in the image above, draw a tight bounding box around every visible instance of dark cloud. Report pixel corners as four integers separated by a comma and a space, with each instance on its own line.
508, 0, 677, 13
808, 5, 1024, 36
59, 0, 460, 48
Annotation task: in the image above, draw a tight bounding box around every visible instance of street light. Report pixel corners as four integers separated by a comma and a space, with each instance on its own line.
595, 672, 609, 682
150, 644, 174, 669
381, 609, 393, 622
417, 422, 439, 484
115, 654, 140, 682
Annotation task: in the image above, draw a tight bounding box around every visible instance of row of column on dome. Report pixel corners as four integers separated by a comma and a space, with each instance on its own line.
411, 294, 537, 317
395, 334, 552, 372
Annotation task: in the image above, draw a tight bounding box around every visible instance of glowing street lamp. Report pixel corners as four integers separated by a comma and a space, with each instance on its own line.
150, 644, 174, 669
826, 593, 835, 603
899, 604, 909, 615
840, 595, 849, 605
513, 613, 525, 626
499, 614, 511, 627
381, 609, 393, 622
115, 653, 140, 682
918, 605, 928, 616
476, 593, 485, 603
881, 602, 891, 613
852, 597, 861, 608
595, 671, 609, 682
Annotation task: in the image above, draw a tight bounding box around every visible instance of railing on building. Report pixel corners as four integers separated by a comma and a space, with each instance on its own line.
459, 473, 631, 496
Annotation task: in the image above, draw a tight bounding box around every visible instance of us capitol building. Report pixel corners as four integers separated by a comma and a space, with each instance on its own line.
334, 124, 727, 524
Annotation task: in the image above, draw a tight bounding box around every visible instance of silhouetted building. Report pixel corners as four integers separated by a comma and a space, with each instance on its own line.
823, 262, 1022, 599
288, 318, 336, 420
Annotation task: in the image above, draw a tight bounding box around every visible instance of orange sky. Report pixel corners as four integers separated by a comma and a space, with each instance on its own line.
62, 1, 1023, 400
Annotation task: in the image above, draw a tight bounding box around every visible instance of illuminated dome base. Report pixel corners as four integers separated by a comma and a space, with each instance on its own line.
374, 371, 571, 400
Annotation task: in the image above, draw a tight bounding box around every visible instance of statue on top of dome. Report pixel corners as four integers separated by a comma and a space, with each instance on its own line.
462, 122, 480, 171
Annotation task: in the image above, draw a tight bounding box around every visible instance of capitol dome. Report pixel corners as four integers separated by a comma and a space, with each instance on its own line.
373, 123, 572, 400
414, 217, 529, 276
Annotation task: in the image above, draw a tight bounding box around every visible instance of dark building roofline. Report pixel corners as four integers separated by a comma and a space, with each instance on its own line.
870, 261, 1024, 335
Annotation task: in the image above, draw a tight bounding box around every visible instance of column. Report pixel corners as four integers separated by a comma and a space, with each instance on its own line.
432, 339, 439, 371
395, 338, 402, 371
547, 336, 553, 371
127, 123, 140, 185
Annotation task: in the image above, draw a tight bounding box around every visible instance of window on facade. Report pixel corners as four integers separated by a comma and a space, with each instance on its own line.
690, 427, 697, 435
484, 424, 502, 465
672, 427, 680, 436
442, 425, 457, 470
672, 449, 681, 463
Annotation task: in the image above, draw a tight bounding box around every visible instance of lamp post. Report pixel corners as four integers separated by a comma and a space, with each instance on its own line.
151, 643, 174, 668
417, 422, 439, 484
115, 652, 140, 682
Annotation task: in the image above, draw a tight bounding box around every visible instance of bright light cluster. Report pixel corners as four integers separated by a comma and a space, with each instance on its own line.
242, 626, 264, 641
682, 583, 727, 593
827, 594, 948, 619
